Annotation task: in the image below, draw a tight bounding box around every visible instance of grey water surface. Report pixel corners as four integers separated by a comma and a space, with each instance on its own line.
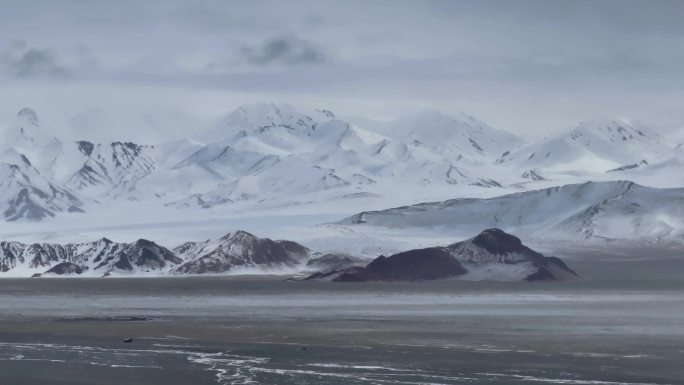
1, 256, 683, 384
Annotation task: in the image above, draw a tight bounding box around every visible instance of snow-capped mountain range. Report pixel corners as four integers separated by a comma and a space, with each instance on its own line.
3, 102, 684, 259
3, 102, 681, 225
0, 230, 309, 277
0, 102, 533, 221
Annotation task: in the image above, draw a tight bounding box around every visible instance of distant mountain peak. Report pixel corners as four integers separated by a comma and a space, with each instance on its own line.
578, 116, 636, 128
221, 230, 257, 240
469, 228, 524, 254
498, 115, 667, 171
405, 108, 489, 126
16, 108, 39, 126
407, 107, 451, 121
200, 102, 318, 143
573, 116, 655, 138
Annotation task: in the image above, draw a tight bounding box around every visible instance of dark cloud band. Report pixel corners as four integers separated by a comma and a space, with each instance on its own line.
0, 41, 68, 78
239, 36, 327, 67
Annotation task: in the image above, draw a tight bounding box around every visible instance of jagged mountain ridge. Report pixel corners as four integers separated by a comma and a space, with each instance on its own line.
0, 237, 182, 276
1, 103, 528, 219
64, 141, 157, 198
0, 231, 311, 277
3, 104, 684, 227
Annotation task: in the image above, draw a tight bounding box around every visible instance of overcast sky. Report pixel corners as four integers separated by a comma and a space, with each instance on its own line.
0, 0, 683, 141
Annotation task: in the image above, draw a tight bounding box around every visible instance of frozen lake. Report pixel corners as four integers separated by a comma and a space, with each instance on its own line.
1, 257, 684, 384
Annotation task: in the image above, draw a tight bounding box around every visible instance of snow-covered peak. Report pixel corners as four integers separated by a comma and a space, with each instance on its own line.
0, 149, 84, 221
3, 108, 44, 150
220, 230, 257, 242
497, 116, 670, 172
200, 102, 318, 143
572, 117, 660, 143
402, 108, 455, 124
356, 108, 524, 162
172, 230, 310, 274
17, 108, 39, 126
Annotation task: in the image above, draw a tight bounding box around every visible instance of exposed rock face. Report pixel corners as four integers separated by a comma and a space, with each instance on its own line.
66, 141, 157, 198
446, 228, 577, 281
607, 159, 648, 173
0, 241, 27, 272
2, 230, 312, 277
306, 229, 577, 282
92, 239, 183, 273
521, 169, 545, 181
1, 237, 182, 276
347, 248, 466, 282
173, 231, 310, 274
308, 247, 467, 282
367, 247, 467, 279
44, 262, 84, 276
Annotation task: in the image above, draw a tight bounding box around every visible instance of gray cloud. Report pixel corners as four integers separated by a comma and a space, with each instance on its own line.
1, 1, 684, 135
0, 41, 68, 78
238, 36, 327, 67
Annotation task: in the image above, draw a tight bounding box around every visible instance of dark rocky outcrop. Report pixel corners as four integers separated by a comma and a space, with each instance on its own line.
173, 231, 310, 274
446, 228, 577, 281
93, 239, 182, 274
521, 169, 545, 180
43, 262, 85, 276
306, 229, 577, 282
306, 247, 467, 282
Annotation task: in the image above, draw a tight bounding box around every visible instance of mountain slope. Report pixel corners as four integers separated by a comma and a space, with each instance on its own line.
173, 104, 519, 208
497, 118, 670, 172
198, 102, 322, 145
0, 149, 83, 221
55, 141, 157, 199
4, 105, 683, 229
348, 109, 524, 163
2, 108, 46, 152
0, 104, 527, 220
307, 229, 576, 282
0, 237, 181, 276
174, 230, 310, 274
342, 181, 684, 245
2, 108, 159, 201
